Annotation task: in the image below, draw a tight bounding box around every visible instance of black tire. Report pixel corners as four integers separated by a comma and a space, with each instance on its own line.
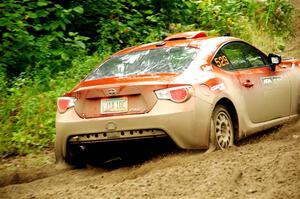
66, 145, 86, 168
210, 105, 234, 150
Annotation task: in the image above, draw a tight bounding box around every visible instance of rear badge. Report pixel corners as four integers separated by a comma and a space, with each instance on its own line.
106, 88, 118, 96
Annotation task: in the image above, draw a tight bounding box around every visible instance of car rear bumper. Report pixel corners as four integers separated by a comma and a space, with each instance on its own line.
55, 97, 212, 162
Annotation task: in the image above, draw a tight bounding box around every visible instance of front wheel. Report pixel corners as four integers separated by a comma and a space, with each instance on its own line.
210, 105, 234, 150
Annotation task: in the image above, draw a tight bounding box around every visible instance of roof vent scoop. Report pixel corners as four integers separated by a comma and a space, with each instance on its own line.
164, 31, 207, 41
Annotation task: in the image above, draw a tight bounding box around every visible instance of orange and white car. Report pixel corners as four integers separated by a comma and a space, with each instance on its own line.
55, 31, 300, 165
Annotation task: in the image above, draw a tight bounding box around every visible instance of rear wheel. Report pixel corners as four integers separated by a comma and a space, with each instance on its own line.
210, 105, 234, 150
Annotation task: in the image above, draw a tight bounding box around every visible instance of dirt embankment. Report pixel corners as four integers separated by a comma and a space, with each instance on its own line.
0, 1, 299, 199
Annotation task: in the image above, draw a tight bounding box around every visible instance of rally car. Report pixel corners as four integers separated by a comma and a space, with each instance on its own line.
55, 31, 300, 165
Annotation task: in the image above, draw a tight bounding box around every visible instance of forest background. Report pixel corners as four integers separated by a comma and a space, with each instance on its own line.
0, 0, 295, 156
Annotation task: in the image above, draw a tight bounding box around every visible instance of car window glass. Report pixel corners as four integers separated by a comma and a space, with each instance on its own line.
242, 44, 266, 67
212, 50, 232, 71
223, 43, 250, 70
222, 42, 266, 71
85, 47, 199, 80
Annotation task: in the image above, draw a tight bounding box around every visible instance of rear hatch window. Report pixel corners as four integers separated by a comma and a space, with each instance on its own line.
85, 46, 199, 81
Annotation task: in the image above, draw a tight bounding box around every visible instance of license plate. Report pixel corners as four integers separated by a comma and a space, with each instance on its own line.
100, 97, 128, 114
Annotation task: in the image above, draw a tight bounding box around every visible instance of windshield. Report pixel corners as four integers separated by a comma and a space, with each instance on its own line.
85, 46, 199, 81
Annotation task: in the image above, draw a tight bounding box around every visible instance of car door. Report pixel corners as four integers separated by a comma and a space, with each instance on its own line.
214, 41, 291, 123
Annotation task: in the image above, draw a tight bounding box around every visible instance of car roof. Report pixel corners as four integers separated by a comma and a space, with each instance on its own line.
112, 31, 242, 57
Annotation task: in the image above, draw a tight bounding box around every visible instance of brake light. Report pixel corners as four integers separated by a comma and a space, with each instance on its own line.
155, 86, 192, 103
57, 97, 76, 113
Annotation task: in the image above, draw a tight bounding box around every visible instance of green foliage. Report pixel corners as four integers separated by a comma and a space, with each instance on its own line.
0, 54, 101, 156
232, 0, 294, 52
0, 0, 295, 156
0, 0, 88, 78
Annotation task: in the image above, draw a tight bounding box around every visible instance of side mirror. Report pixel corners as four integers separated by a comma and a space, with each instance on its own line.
268, 53, 282, 71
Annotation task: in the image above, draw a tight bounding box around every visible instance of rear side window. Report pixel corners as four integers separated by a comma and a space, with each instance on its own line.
212, 42, 268, 71
85, 47, 199, 80
212, 50, 231, 70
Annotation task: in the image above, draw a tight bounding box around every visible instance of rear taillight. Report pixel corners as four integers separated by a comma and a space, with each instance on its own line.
155, 86, 192, 103
57, 97, 76, 113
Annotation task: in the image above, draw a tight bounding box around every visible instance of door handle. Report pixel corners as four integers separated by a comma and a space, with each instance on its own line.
242, 80, 254, 88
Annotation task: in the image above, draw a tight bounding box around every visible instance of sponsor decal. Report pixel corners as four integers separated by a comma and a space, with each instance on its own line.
261, 76, 282, 85
211, 83, 225, 91
201, 65, 213, 71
